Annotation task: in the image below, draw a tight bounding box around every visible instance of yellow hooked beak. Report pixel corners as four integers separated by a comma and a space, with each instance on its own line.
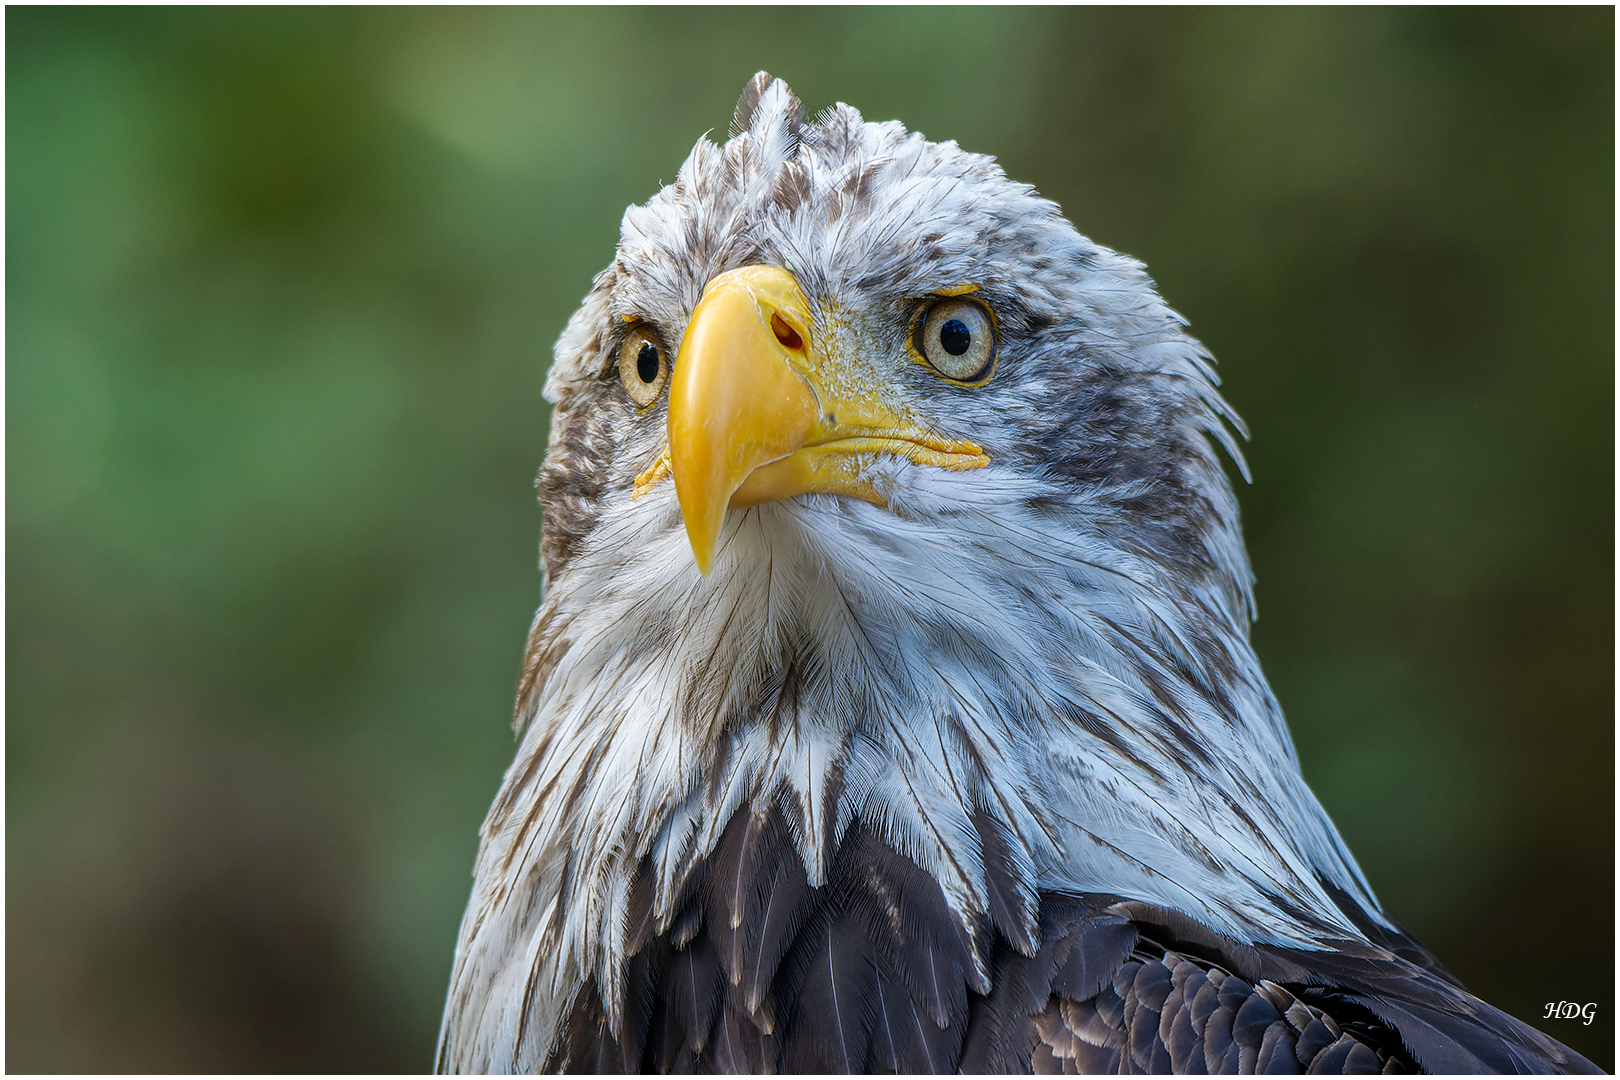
645, 264, 988, 575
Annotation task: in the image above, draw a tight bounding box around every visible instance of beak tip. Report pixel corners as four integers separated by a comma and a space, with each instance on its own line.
675, 480, 722, 577
690, 541, 715, 577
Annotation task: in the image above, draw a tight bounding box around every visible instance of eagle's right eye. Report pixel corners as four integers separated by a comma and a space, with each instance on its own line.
618, 327, 668, 408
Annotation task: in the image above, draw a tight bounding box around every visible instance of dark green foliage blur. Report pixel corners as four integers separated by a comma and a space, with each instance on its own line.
8, 7, 1611, 1071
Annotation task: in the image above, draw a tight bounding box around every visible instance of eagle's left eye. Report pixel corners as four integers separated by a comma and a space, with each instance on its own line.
918, 299, 996, 383
618, 327, 668, 408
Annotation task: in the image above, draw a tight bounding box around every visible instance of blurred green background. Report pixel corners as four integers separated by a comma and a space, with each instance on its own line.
8, 7, 1611, 1072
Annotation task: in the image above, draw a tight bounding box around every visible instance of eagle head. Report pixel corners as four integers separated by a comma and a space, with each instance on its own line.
438, 74, 1594, 1075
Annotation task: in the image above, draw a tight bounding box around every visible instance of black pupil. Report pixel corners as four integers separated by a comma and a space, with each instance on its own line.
939, 319, 972, 356
636, 342, 659, 383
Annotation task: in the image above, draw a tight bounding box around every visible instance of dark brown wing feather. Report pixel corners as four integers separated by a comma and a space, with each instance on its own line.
1029, 951, 1403, 1074
1021, 905, 1600, 1076
546, 803, 1598, 1074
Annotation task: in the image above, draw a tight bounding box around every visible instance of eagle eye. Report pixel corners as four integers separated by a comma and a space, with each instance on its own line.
618, 327, 668, 408
918, 299, 996, 383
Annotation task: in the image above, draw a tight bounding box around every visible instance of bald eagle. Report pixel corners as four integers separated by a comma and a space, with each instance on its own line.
437, 75, 1595, 1074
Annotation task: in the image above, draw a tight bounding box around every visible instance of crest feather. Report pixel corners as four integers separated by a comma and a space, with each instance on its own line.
729, 72, 804, 164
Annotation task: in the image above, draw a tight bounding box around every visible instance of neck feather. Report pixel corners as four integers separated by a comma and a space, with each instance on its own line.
445, 474, 1382, 1063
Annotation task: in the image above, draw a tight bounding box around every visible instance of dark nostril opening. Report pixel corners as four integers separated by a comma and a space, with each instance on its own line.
771, 313, 804, 351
